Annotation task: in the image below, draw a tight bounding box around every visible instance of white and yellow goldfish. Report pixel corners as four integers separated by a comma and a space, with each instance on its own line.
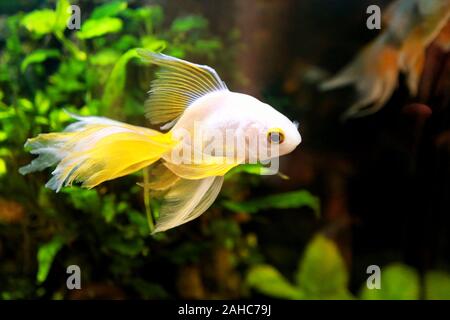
321, 0, 450, 119
20, 50, 301, 233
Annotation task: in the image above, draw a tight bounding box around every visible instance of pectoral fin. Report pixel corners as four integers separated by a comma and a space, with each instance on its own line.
153, 176, 224, 233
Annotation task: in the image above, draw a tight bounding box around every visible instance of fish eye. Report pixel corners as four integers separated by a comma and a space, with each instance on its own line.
267, 129, 285, 144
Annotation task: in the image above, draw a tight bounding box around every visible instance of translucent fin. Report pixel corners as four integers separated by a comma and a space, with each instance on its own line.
321, 35, 399, 119
435, 21, 450, 51
20, 114, 177, 192
137, 49, 228, 126
153, 176, 224, 233
137, 161, 180, 191
399, 4, 450, 95
163, 160, 238, 180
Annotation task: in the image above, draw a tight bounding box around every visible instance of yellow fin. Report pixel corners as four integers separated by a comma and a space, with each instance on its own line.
137, 161, 180, 191
163, 160, 238, 180
20, 114, 178, 191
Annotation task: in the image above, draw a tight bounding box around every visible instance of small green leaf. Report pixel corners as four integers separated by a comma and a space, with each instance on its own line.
0, 158, 7, 176
193, 39, 222, 54
91, 1, 128, 19
128, 210, 150, 236
77, 17, 123, 39
102, 48, 139, 111
34, 91, 51, 114
0, 148, 12, 157
21, 49, 60, 73
360, 263, 420, 300
18, 98, 33, 111
141, 36, 167, 53
296, 235, 350, 299
424, 271, 450, 300
62, 188, 101, 213
90, 49, 120, 66
37, 236, 65, 284
122, 6, 163, 27
54, 0, 72, 32
171, 15, 208, 33
226, 163, 274, 177
101, 195, 117, 223
0, 131, 7, 142
21, 10, 57, 36
247, 264, 303, 299
223, 190, 320, 216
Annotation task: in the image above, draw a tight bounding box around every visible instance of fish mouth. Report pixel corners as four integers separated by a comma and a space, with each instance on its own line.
293, 121, 302, 147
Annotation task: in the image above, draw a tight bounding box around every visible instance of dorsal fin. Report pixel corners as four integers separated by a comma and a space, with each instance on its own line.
137, 49, 228, 127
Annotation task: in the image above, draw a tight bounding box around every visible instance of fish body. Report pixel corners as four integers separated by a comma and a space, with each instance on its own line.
169, 91, 300, 161
20, 50, 301, 232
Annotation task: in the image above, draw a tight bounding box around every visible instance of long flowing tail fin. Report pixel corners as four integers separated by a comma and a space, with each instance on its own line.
19, 114, 176, 191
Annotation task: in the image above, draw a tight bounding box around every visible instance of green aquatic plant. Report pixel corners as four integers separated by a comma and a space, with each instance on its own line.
0, 0, 230, 299
247, 234, 450, 300
0, 0, 316, 300
247, 235, 352, 299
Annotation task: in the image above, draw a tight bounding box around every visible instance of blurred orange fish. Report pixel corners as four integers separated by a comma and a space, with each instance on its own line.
321, 0, 450, 119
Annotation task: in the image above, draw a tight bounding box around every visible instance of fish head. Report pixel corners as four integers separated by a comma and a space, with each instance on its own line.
258, 102, 302, 157
233, 94, 301, 160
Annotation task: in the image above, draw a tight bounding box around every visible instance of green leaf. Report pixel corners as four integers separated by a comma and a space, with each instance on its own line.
62, 188, 101, 213
91, 1, 128, 19
101, 195, 117, 223
0, 158, 7, 176
77, 17, 123, 39
165, 47, 185, 59
54, 0, 72, 32
171, 15, 208, 33
37, 236, 65, 284
222, 190, 320, 216
226, 163, 274, 177
424, 271, 450, 300
0, 131, 7, 142
34, 91, 51, 114
21, 49, 60, 73
105, 235, 144, 257
122, 6, 163, 27
141, 36, 167, 53
18, 98, 33, 111
296, 235, 351, 299
90, 49, 120, 66
127, 210, 150, 236
359, 263, 420, 300
247, 264, 303, 299
102, 48, 139, 111
21, 10, 57, 36
193, 39, 222, 55
49, 109, 74, 130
